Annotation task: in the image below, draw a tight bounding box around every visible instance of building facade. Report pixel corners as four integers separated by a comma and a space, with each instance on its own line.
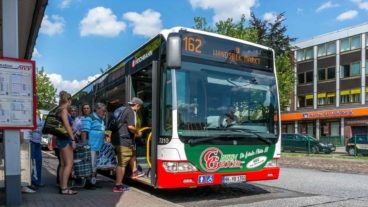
281, 23, 368, 145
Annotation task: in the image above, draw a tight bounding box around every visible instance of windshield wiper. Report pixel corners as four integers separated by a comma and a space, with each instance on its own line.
187, 135, 234, 145
234, 128, 273, 145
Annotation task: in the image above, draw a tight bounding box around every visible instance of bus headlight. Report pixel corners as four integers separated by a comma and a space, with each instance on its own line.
264, 159, 278, 168
163, 162, 198, 172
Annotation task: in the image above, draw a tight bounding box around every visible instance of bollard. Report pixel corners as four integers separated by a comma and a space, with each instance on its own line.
354, 135, 357, 158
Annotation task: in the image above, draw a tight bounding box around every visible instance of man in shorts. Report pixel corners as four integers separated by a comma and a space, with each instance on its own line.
113, 97, 144, 192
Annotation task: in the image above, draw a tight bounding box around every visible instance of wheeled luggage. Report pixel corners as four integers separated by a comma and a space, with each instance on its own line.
71, 144, 92, 187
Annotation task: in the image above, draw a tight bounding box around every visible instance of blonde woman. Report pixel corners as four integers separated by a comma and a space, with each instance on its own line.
56, 91, 77, 195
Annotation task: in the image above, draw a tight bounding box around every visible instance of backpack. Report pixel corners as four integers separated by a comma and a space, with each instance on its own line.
107, 106, 126, 132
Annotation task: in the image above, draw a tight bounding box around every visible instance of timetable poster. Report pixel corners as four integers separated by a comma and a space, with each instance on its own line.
0, 58, 35, 129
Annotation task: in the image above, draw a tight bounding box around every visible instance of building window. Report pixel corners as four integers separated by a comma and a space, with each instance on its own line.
306, 95, 313, 106
340, 64, 350, 78
298, 96, 306, 107
340, 36, 361, 52
298, 73, 305, 84
341, 95, 349, 104
351, 35, 361, 50
297, 50, 305, 61
318, 98, 326, 105
306, 71, 313, 83
318, 44, 326, 57
351, 93, 360, 103
341, 62, 361, 78
340, 38, 350, 52
318, 69, 325, 81
327, 67, 335, 79
326, 94, 335, 105
351, 62, 361, 76
305, 47, 313, 60
341, 89, 361, 104
326, 42, 336, 55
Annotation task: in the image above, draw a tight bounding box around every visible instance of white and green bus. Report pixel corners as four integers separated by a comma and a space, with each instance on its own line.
73, 27, 281, 188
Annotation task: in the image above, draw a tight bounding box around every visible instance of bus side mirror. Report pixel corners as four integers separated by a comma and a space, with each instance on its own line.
166, 33, 181, 69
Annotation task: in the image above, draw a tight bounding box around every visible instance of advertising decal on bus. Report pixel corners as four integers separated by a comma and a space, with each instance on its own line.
186, 145, 275, 173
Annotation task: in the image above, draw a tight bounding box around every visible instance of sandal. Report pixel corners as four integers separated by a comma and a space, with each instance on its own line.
59, 188, 78, 195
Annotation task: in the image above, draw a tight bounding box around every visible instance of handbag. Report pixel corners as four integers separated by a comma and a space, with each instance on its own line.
96, 142, 116, 170
42, 110, 69, 139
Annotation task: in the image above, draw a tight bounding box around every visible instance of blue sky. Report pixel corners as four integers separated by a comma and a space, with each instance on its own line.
33, 0, 368, 94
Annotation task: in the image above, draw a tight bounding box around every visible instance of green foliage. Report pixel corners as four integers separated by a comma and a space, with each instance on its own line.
194, 15, 258, 42
36, 67, 56, 110
276, 52, 294, 110
193, 13, 296, 110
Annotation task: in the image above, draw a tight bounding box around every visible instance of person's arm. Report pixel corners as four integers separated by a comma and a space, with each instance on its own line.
81, 116, 91, 144
60, 109, 75, 141
128, 125, 142, 137
81, 131, 88, 144
126, 110, 142, 137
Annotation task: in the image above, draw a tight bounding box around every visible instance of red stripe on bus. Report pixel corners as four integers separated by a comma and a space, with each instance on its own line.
156, 160, 280, 189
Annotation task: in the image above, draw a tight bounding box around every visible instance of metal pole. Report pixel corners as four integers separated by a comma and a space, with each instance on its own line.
2, 0, 22, 205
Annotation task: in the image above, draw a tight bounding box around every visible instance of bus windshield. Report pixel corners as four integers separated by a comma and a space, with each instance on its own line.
173, 61, 279, 143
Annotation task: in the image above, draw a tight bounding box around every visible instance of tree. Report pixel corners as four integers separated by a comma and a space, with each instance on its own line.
194, 15, 258, 42
193, 13, 296, 110
36, 67, 57, 110
249, 12, 296, 110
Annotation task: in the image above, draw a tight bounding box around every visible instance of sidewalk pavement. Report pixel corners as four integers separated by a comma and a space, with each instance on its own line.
17, 151, 179, 207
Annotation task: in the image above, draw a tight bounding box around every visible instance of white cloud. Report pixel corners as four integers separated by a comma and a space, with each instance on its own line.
59, 0, 72, 8
80, 7, 126, 37
336, 10, 358, 21
48, 73, 100, 95
263, 12, 277, 23
40, 15, 65, 36
32, 48, 41, 58
316, 1, 339, 12
190, 0, 257, 22
123, 9, 162, 38
297, 8, 304, 15
352, 0, 368, 10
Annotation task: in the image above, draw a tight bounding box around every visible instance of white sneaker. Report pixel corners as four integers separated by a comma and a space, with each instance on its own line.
21, 186, 36, 193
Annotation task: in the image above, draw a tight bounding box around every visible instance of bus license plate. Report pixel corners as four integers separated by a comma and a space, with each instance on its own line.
222, 175, 246, 184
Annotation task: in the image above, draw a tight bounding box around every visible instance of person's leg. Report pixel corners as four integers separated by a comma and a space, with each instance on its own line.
30, 141, 37, 185
130, 149, 144, 178
35, 142, 43, 185
59, 144, 76, 193
115, 146, 125, 186
54, 148, 60, 185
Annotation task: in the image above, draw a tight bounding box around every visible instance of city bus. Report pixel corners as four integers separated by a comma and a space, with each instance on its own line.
72, 27, 281, 189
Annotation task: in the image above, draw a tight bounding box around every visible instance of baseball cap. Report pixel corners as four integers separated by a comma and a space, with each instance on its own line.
128, 97, 143, 105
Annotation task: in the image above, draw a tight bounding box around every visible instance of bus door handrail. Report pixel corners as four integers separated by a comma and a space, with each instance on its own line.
139, 127, 152, 168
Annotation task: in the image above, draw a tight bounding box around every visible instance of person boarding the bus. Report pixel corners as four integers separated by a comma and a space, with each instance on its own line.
81, 102, 107, 187
113, 97, 144, 193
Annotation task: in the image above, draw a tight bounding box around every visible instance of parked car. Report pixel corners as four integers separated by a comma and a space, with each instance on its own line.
41, 134, 52, 149
346, 135, 368, 156
281, 133, 336, 154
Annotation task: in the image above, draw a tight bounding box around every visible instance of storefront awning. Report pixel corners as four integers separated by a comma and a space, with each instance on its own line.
317, 93, 326, 98
306, 94, 313, 99
351, 88, 361, 94
281, 107, 368, 121
341, 90, 350, 95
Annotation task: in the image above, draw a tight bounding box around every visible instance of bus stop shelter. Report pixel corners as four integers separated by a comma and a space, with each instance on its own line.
0, 0, 47, 205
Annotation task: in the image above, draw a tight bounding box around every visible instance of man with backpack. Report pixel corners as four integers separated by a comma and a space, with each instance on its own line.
111, 97, 145, 193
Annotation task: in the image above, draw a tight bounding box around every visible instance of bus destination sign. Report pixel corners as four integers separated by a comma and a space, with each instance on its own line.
180, 30, 273, 70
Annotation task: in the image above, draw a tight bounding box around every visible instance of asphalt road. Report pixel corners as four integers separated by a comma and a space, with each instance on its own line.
126, 167, 368, 207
